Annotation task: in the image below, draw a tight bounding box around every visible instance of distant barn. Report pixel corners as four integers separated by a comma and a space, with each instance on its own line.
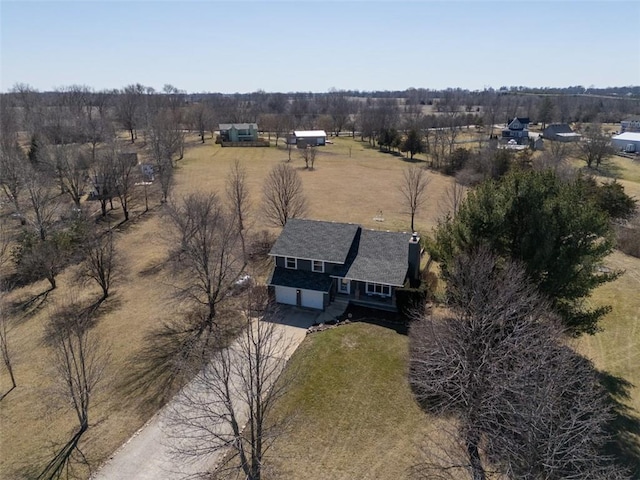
611, 132, 640, 153
542, 124, 581, 142
293, 130, 327, 148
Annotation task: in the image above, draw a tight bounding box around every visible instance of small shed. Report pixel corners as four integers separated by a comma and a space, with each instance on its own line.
293, 130, 327, 147
611, 132, 640, 153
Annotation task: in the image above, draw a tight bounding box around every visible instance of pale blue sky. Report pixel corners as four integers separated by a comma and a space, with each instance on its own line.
1, 1, 639, 93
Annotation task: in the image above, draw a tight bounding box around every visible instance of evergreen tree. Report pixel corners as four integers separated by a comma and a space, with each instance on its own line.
429, 169, 620, 335
401, 129, 425, 159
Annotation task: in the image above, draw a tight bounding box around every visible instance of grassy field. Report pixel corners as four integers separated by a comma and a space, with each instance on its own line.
578, 250, 640, 415
265, 322, 438, 480
1, 134, 638, 478
0, 136, 456, 478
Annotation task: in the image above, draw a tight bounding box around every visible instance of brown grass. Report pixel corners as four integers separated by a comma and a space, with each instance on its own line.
577, 250, 640, 414
0, 136, 456, 478
1, 133, 638, 478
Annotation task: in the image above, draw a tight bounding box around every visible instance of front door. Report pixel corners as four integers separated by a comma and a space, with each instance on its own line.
338, 278, 350, 295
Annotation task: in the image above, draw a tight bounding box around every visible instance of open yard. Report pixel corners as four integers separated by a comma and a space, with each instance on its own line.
265, 321, 438, 480
0, 136, 455, 478
1, 135, 639, 478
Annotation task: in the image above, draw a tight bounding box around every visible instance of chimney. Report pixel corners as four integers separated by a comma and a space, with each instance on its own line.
408, 232, 421, 285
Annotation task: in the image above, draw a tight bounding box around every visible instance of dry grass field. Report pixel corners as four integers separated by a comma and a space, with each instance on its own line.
1, 134, 639, 479
0, 136, 455, 478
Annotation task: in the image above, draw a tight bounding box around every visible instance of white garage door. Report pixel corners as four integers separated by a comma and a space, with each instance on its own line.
301, 289, 324, 310
275, 286, 297, 306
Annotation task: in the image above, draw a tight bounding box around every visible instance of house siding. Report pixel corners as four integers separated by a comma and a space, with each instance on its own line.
333, 278, 397, 309
274, 256, 339, 274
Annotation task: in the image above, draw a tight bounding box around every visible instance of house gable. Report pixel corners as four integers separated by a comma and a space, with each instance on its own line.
507, 117, 530, 131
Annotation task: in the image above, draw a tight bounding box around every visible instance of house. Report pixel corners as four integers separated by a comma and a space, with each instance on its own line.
218, 123, 259, 142
542, 124, 581, 142
501, 117, 530, 145
268, 219, 421, 311
620, 117, 640, 133
292, 130, 327, 147
611, 132, 640, 153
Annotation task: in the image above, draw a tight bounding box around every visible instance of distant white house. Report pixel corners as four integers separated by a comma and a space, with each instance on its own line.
611, 132, 640, 153
292, 130, 327, 147
620, 117, 640, 133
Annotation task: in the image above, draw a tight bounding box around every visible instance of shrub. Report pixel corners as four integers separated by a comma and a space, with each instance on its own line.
396, 281, 428, 318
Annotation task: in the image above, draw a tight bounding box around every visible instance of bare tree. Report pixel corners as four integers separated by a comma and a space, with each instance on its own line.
299, 145, 317, 169
400, 166, 429, 232
189, 101, 214, 143
0, 223, 16, 398
226, 160, 250, 262
168, 287, 294, 480
89, 152, 116, 218
0, 304, 16, 399
262, 164, 308, 227
0, 141, 30, 224
148, 112, 180, 203
578, 124, 614, 169
76, 230, 119, 301
166, 193, 245, 341
439, 181, 466, 218
51, 144, 91, 209
38, 299, 108, 480
409, 248, 627, 480
116, 83, 145, 143
111, 147, 137, 222
25, 172, 60, 241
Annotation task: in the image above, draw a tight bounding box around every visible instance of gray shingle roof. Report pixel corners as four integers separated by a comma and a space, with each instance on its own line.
544, 124, 573, 135
268, 267, 333, 292
219, 123, 258, 130
269, 219, 360, 264
333, 229, 410, 286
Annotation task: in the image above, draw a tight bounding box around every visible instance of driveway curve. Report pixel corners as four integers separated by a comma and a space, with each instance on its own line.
91, 307, 329, 479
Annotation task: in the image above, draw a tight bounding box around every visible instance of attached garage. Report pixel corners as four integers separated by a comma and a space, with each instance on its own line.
300, 289, 324, 309
273, 286, 325, 310
275, 286, 297, 306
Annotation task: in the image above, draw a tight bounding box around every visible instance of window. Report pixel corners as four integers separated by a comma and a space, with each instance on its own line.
338, 278, 350, 294
366, 282, 391, 297
285, 257, 297, 269
312, 260, 324, 273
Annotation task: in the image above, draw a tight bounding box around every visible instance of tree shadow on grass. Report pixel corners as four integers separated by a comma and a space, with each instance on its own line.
598, 371, 640, 477
117, 309, 243, 416
584, 162, 624, 180
336, 304, 409, 335
35, 426, 91, 480
7, 286, 54, 323
401, 157, 426, 164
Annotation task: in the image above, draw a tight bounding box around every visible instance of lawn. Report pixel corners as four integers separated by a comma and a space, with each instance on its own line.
1, 134, 638, 479
265, 322, 438, 480
578, 250, 640, 415
0, 136, 456, 479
